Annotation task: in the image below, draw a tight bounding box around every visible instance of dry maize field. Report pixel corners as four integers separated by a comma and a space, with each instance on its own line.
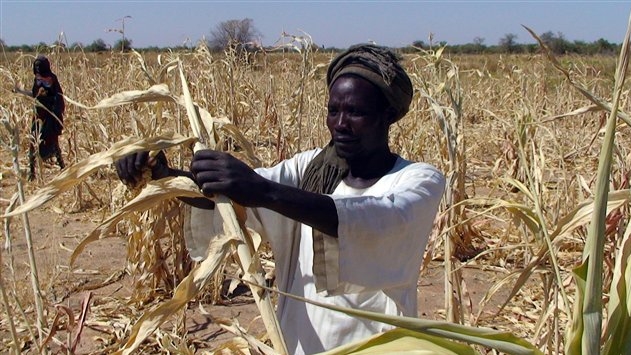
0, 37, 629, 354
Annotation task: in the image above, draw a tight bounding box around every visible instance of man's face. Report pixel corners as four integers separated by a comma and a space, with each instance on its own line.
326, 75, 391, 161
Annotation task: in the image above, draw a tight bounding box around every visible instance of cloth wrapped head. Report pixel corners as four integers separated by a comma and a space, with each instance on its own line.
326, 44, 413, 122
33, 55, 52, 75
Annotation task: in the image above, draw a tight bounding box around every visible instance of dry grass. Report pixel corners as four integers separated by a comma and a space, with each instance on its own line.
0, 41, 628, 354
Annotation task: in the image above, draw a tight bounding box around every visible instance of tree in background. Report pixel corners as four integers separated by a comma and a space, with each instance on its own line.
52, 40, 66, 50
114, 38, 132, 53
593, 38, 617, 54
0, 29, 620, 55
208, 18, 262, 51
472, 36, 486, 53
107, 15, 132, 53
499, 33, 519, 53
540, 31, 569, 55
86, 39, 109, 52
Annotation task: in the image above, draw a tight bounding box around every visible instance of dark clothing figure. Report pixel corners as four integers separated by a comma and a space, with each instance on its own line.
29, 55, 65, 180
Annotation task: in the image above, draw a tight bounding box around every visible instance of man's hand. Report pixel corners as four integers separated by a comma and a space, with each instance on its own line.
191, 149, 339, 235
115, 150, 170, 188
190, 150, 269, 207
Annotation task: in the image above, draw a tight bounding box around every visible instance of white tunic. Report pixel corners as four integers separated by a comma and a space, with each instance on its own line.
186, 148, 445, 355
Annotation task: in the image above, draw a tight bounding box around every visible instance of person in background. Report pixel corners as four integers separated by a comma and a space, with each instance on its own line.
28, 55, 66, 180
116, 43, 445, 355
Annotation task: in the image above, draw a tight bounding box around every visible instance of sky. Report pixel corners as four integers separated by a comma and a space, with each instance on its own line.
1, 1, 630, 49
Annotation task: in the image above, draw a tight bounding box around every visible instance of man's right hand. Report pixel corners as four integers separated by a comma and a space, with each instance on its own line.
115, 150, 170, 187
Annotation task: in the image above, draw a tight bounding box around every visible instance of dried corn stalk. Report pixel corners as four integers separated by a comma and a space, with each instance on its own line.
176, 59, 287, 353
114, 59, 287, 354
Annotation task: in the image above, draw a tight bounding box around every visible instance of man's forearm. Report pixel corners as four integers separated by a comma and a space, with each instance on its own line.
262, 181, 339, 237
168, 167, 338, 234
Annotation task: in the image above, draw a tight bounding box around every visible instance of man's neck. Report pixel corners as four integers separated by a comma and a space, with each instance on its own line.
344, 150, 397, 189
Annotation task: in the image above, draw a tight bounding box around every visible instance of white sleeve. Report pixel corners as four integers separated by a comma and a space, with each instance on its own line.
330, 163, 445, 292
247, 148, 321, 269
184, 149, 320, 262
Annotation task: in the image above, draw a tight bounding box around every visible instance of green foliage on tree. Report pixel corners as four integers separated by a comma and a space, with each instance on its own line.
113, 38, 132, 53
86, 38, 109, 52
0, 27, 622, 55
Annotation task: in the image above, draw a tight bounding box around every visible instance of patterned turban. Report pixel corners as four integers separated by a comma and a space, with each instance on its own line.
326, 44, 414, 121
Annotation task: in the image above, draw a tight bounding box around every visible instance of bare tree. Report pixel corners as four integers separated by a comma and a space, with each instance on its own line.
208, 18, 261, 51
472, 36, 485, 53
499, 33, 518, 53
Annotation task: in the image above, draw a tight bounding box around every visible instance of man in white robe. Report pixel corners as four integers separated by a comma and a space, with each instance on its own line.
116, 43, 445, 355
